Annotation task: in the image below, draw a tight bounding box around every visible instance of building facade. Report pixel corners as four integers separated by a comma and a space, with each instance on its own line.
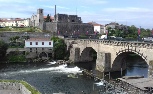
30, 9, 44, 27
88, 22, 104, 34
25, 38, 53, 54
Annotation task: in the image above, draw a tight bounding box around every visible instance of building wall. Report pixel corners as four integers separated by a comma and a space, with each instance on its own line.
0, 82, 31, 94
25, 41, 53, 48
25, 47, 52, 53
94, 25, 105, 34
0, 32, 51, 43
40, 22, 94, 35
94, 26, 100, 33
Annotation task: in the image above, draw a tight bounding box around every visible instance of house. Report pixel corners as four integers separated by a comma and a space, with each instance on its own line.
0, 18, 30, 27
88, 22, 104, 34
105, 22, 119, 29
105, 22, 128, 33
25, 38, 53, 59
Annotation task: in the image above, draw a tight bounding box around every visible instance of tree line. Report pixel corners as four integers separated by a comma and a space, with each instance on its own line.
107, 25, 152, 40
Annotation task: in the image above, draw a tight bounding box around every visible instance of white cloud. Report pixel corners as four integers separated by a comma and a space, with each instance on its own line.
42, 5, 55, 9
42, 5, 69, 9
104, 7, 152, 13
80, 0, 108, 4
0, 0, 30, 4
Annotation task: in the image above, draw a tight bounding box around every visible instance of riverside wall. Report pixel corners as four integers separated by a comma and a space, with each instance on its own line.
0, 32, 51, 43
0, 82, 31, 94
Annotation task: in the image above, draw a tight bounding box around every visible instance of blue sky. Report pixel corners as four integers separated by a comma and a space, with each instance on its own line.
0, 0, 153, 29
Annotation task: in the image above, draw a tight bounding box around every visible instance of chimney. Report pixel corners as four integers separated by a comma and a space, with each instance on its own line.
55, 5, 56, 21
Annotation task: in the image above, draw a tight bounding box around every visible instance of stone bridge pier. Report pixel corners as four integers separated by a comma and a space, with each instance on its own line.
69, 47, 94, 63
69, 47, 112, 72
96, 52, 111, 72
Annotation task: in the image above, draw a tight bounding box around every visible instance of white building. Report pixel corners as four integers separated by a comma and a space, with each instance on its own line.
105, 22, 119, 30
25, 38, 53, 53
88, 22, 104, 34
0, 18, 30, 27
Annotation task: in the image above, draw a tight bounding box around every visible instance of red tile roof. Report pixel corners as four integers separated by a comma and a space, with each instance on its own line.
44, 16, 54, 20
88, 22, 103, 26
0, 18, 26, 22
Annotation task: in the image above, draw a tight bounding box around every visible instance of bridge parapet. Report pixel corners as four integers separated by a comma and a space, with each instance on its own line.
66, 39, 153, 49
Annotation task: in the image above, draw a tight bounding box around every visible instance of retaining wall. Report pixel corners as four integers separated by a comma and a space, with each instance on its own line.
0, 82, 31, 94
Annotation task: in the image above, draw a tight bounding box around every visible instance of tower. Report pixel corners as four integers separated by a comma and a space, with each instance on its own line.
37, 8, 44, 27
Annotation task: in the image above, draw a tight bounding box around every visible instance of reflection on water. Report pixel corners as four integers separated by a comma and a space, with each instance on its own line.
75, 59, 148, 79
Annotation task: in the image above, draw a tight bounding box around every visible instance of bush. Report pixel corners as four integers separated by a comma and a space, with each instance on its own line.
8, 55, 26, 62
51, 36, 67, 60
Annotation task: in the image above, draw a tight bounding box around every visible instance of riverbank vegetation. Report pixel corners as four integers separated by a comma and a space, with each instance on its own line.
0, 40, 8, 61
51, 36, 69, 60
0, 79, 41, 94
8, 55, 26, 63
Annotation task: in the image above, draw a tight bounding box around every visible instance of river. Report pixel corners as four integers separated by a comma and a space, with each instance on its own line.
0, 60, 148, 94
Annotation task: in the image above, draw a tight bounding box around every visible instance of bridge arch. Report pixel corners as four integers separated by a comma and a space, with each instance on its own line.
80, 47, 97, 62
112, 50, 148, 71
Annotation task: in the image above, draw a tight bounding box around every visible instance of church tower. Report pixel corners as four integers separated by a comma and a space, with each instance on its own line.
36, 8, 44, 27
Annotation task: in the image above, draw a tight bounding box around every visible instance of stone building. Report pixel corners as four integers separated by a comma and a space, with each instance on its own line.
25, 38, 53, 59
31, 8, 94, 35
30, 9, 44, 27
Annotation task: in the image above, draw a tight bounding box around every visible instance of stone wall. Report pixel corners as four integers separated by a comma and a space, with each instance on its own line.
0, 32, 51, 43
0, 82, 31, 94
149, 60, 153, 78
39, 22, 94, 35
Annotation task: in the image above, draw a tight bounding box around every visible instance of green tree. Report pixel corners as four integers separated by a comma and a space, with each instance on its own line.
9, 36, 20, 42
51, 37, 67, 60
141, 28, 151, 37
0, 40, 8, 60
126, 25, 138, 39
45, 14, 51, 22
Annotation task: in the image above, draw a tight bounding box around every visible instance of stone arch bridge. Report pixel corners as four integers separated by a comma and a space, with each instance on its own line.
65, 39, 153, 77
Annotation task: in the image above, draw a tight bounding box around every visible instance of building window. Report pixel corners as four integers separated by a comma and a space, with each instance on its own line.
42, 48, 44, 50
36, 48, 37, 53
30, 48, 32, 52
42, 42, 44, 45
40, 10, 42, 13
30, 42, 32, 45
36, 42, 38, 45
39, 19, 40, 22
49, 42, 51, 45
